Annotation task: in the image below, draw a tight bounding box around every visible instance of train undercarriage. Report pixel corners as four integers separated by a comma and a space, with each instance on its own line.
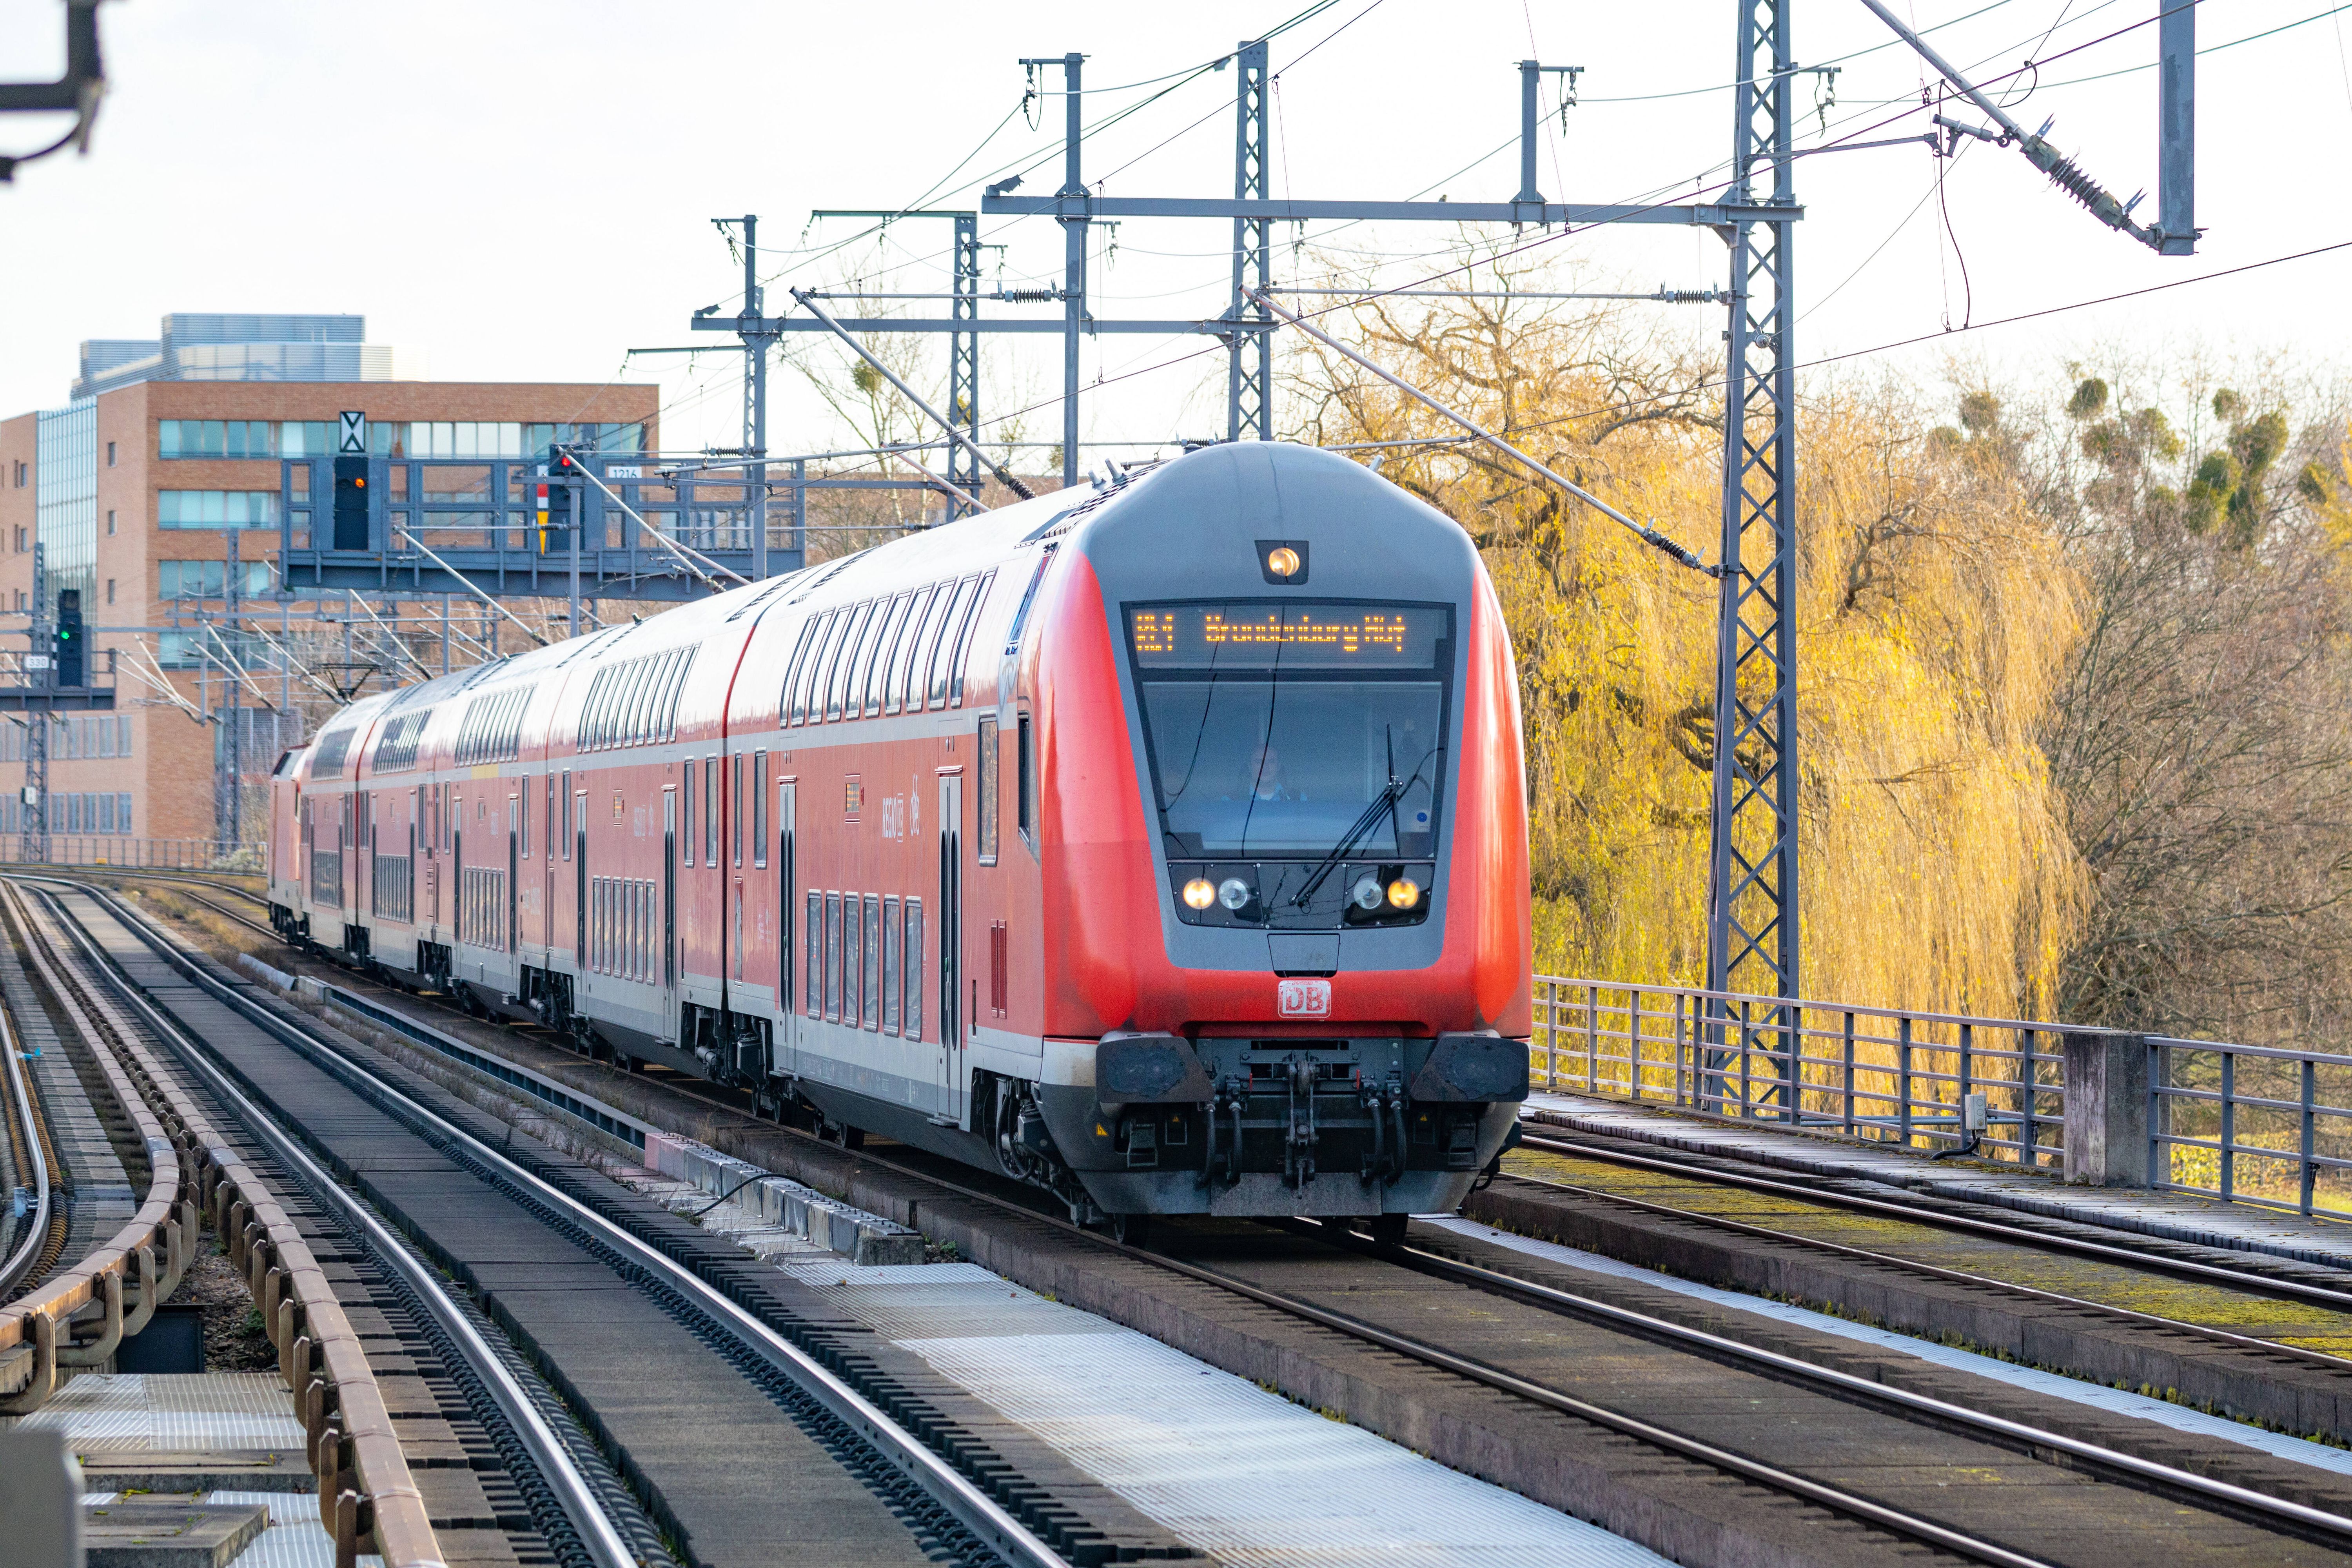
267, 904, 1525, 1235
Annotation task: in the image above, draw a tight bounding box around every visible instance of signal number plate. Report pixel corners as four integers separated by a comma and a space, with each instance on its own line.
1277, 978, 1332, 1018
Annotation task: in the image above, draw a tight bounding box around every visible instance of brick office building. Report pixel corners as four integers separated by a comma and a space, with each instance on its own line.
0, 314, 657, 858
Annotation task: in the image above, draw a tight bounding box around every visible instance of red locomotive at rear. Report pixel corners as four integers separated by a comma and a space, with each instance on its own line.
268, 442, 1530, 1230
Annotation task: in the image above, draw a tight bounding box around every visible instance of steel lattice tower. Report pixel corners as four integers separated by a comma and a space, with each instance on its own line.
1227, 40, 1272, 442
1708, 0, 1800, 1011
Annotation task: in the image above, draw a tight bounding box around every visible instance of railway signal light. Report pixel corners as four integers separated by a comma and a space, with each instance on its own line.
539, 444, 577, 555
53, 588, 81, 687
332, 454, 377, 551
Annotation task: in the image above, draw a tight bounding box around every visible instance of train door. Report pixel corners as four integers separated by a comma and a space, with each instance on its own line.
506, 791, 518, 956
936, 771, 963, 1121
661, 786, 678, 1042
573, 788, 588, 968
777, 780, 797, 1076
543, 776, 555, 960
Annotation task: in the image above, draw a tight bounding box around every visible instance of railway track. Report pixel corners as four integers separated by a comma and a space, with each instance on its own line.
1500, 1128, 2352, 1359
1514, 1126, 2352, 1304
2, 876, 643, 1567
181, 951, 2352, 1565
799, 1142, 2352, 1564
98, 871, 2352, 1564
16, 875, 1127, 1568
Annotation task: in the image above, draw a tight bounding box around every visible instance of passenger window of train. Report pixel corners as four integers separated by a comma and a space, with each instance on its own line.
903, 898, 924, 1042
640, 658, 664, 743
803, 893, 820, 1015
783, 615, 819, 726
702, 754, 718, 865
824, 892, 842, 1020
947, 570, 996, 708
661, 651, 691, 740
1017, 713, 1034, 845
976, 717, 999, 864
752, 753, 768, 868
560, 773, 572, 858
866, 593, 914, 717
927, 578, 977, 708
622, 661, 651, 745
862, 895, 881, 1029
910, 584, 951, 709
777, 620, 816, 727
638, 654, 667, 744
681, 760, 695, 861
826, 602, 873, 722
546, 776, 556, 858
892, 586, 937, 715
881, 895, 900, 1035
520, 786, 530, 858
733, 755, 746, 867
845, 601, 889, 720
798, 609, 844, 725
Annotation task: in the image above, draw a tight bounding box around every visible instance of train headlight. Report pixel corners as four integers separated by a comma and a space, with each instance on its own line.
1386, 877, 1422, 909
1217, 877, 1253, 911
1182, 877, 1217, 910
1350, 875, 1384, 911
1265, 545, 1302, 578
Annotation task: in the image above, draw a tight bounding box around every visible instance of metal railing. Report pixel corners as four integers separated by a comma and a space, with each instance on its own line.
1532, 976, 2069, 1169
2148, 1036, 2352, 1218
0, 837, 258, 870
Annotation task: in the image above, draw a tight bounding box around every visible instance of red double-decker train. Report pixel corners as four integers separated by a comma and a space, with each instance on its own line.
268, 441, 1530, 1237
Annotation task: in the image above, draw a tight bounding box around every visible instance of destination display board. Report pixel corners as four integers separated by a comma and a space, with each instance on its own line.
1125, 601, 1447, 670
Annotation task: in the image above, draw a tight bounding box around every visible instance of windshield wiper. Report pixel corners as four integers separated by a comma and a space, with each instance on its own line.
1291, 775, 1410, 907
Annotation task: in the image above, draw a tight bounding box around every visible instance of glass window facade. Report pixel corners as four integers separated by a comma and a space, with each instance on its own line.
35, 400, 96, 617
157, 560, 273, 599
158, 417, 644, 461
157, 419, 330, 458
158, 490, 280, 528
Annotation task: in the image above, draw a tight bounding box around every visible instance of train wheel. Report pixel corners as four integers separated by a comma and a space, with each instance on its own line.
1367, 1214, 1407, 1246
1110, 1212, 1152, 1249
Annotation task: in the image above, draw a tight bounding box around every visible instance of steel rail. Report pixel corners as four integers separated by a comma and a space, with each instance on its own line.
0, 954, 50, 1296
25, 883, 638, 1568
63, 878, 1073, 1568
1515, 1127, 2352, 1312
1295, 1221, 2352, 1549
1492, 1146, 2352, 1374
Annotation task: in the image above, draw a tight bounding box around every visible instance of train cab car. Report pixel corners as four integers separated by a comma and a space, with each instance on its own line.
738, 441, 1530, 1226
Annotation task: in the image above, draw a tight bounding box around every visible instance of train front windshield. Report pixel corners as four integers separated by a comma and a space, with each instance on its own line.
1127, 601, 1450, 860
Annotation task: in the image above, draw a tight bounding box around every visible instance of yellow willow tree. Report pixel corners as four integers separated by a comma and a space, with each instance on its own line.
1284, 284, 2084, 1017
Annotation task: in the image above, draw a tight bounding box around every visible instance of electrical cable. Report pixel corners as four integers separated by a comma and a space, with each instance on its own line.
2038, 0, 2352, 89
751, 0, 2240, 473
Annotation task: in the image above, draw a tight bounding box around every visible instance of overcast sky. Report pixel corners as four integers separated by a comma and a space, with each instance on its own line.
0, 0, 2341, 460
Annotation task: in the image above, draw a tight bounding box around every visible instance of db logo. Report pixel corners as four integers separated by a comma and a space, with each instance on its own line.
1277, 978, 1331, 1018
